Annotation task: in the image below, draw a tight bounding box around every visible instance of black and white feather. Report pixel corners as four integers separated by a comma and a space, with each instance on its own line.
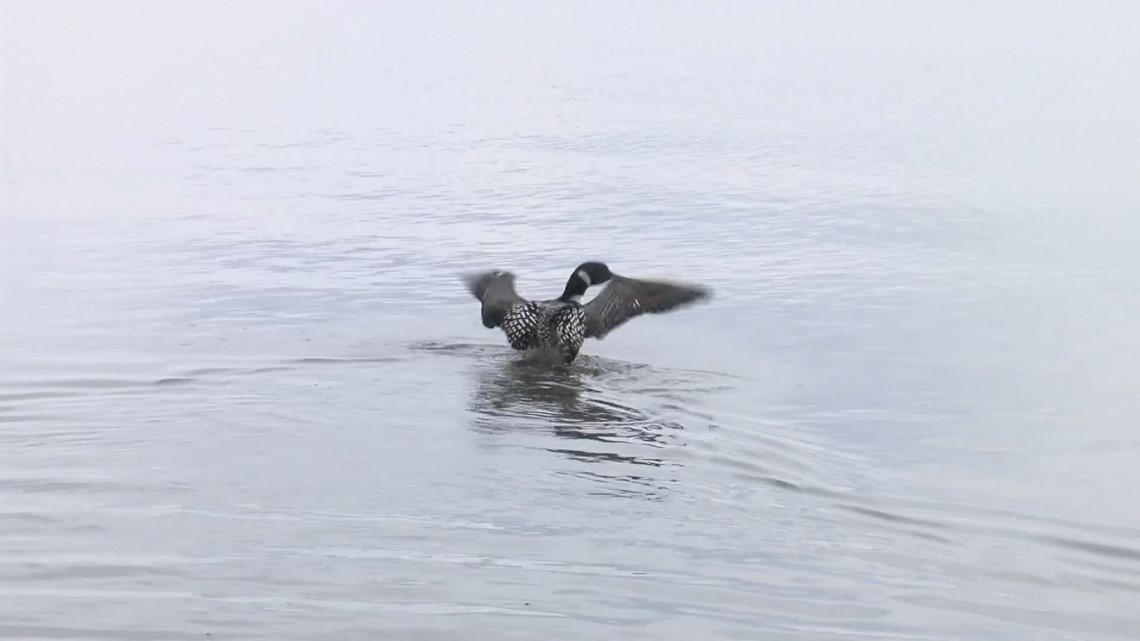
462, 262, 710, 365
463, 270, 524, 329
582, 275, 710, 340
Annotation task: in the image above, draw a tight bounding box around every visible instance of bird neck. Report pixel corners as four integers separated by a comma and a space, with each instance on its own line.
558, 276, 588, 302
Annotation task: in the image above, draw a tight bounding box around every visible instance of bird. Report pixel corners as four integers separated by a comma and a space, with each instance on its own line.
462, 261, 711, 365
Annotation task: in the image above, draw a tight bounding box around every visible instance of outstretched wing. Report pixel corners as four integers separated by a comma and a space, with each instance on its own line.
582, 274, 711, 339
462, 270, 525, 328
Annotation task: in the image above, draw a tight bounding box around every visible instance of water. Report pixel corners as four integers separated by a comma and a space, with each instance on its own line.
2, 2, 1139, 639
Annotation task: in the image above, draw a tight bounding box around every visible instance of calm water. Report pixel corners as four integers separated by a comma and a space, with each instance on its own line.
3, 2, 1140, 639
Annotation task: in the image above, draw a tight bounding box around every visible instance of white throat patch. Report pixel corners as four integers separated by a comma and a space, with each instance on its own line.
577, 269, 591, 286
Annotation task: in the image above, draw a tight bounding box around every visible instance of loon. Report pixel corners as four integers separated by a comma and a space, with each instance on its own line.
462, 261, 711, 364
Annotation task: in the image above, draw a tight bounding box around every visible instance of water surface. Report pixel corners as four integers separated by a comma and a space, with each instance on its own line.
2, 2, 1139, 639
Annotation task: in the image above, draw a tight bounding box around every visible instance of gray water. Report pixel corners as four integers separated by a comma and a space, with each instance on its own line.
3, 2, 1140, 639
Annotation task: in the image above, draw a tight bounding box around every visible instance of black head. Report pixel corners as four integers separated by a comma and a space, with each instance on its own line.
558, 261, 612, 302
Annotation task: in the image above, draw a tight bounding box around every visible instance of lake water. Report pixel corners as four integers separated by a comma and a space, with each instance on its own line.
2, 2, 1139, 639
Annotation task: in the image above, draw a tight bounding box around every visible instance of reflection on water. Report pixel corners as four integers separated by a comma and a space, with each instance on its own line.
454, 343, 764, 503
466, 352, 679, 479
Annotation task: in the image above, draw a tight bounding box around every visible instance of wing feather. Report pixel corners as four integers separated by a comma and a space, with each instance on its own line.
582, 274, 711, 339
462, 270, 525, 328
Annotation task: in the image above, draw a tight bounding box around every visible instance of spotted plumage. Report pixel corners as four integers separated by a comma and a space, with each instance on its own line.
497, 300, 587, 362
462, 262, 710, 365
